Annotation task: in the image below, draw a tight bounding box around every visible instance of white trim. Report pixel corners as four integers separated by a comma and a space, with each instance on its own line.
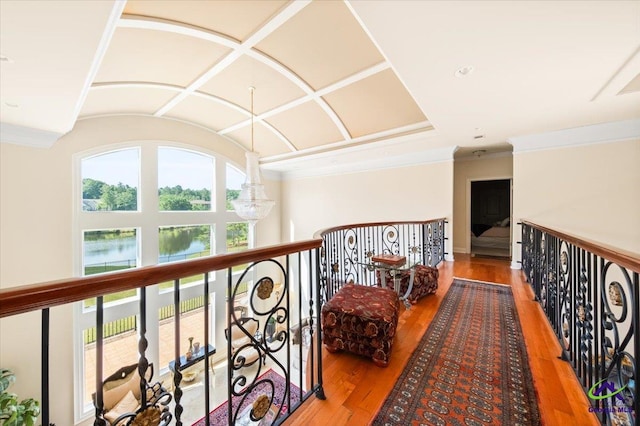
242, 1, 312, 47
508, 119, 640, 153
455, 151, 512, 162
74, 113, 249, 154
154, 50, 244, 117
258, 119, 298, 152
119, 15, 240, 49
591, 45, 640, 101
315, 62, 390, 97
510, 261, 521, 270
71, 1, 127, 127
271, 142, 456, 180
91, 82, 184, 93
189, 89, 251, 116
0, 122, 62, 148
262, 121, 433, 163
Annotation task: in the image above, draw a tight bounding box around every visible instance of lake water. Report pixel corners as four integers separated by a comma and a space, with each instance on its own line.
84, 229, 209, 267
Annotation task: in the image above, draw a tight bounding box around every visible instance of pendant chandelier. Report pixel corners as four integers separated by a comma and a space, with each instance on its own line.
231, 87, 275, 226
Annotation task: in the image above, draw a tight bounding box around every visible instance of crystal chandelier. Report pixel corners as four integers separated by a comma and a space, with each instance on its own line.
231, 87, 275, 226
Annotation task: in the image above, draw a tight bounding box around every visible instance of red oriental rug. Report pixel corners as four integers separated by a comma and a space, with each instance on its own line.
372, 278, 541, 425
192, 369, 300, 426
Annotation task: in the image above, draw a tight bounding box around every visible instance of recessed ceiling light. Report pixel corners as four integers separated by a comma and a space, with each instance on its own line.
455, 66, 474, 78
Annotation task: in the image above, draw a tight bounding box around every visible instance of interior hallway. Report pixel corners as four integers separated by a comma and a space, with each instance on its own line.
285, 254, 600, 426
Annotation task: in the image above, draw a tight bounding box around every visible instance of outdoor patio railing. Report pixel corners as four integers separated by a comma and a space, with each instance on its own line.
521, 221, 640, 425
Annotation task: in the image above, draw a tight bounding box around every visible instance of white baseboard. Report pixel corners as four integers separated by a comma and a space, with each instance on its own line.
510, 260, 521, 270
445, 253, 455, 262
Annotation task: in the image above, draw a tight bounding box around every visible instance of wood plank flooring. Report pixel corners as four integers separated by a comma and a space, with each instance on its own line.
285, 254, 600, 426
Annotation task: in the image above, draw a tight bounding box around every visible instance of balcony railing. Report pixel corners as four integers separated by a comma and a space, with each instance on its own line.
317, 219, 446, 301
521, 221, 640, 425
0, 218, 449, 426
0, 239, 325, 426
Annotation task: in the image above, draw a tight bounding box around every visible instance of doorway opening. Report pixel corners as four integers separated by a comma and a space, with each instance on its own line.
470, 179, 511, 258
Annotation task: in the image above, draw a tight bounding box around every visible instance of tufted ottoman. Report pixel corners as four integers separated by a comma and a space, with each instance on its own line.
321, 284, 400, 367
376, 264, 439, 303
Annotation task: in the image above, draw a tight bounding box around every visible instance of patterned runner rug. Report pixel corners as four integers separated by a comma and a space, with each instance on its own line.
372, 278, 541, 425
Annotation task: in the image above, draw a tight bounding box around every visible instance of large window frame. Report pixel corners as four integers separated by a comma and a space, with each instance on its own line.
72, 141, 249, 421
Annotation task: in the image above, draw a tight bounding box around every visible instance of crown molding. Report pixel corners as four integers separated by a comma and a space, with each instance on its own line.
508, 119, 640, 153
261, 128, 452, 178
270, 142, 456, 180
0, 122, 62, 148
454, 150, 513, 162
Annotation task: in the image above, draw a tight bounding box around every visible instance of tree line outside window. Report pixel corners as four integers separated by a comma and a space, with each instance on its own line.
82, 178, 240, 212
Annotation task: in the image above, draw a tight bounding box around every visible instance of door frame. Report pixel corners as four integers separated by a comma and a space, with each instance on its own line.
465, 176, 513, 254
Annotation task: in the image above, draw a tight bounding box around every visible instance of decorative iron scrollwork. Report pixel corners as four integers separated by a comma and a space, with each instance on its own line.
522, 223, 638, 424
256, 277, 274, 300
229, 259, 290, 425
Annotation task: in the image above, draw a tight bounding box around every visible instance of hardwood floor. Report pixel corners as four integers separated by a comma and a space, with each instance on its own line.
285, 254, 600, 426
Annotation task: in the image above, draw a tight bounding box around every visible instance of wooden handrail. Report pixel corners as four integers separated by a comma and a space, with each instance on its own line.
0, 239, 322, 318
521, 220, 640, 273
313, 218, 447, 239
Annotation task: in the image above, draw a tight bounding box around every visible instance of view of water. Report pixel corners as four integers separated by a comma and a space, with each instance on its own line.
84, 235, 138, 267
84, 228, 210, 267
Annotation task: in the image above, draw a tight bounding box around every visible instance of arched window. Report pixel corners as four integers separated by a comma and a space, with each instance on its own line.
74, 142, 247, 418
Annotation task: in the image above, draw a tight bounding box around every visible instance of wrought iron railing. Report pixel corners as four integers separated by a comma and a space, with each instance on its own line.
0, 219, 450, 426
0, 239, 324, 426
521, 221, 640, 425
317, 219, 447, 301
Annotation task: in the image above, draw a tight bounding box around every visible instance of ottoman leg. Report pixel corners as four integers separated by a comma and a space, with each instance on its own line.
325, 344, 342, 353
372, 358, 389, 368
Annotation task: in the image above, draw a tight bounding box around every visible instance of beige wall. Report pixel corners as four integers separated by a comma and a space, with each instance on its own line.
0, 115, 277, 425
452, 154, 513, 254
0, 141, 75, 424
282, 161, 454, 257
512, 138, 640, 261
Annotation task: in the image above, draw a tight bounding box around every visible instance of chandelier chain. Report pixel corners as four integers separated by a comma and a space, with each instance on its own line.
250, 86, 255, 153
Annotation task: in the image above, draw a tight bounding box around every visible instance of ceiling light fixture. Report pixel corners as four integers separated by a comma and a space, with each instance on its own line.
472, 149, 487, 157
231, 87, 274, 227
454, 65, 474, 78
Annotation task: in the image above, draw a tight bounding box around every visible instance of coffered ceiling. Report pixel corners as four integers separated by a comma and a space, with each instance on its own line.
1, 1, 639, 174
82, 0, 430, 162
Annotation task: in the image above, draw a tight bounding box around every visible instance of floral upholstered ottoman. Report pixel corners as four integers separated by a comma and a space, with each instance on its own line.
376, 264, 439, 303
321, 284, 400, 367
